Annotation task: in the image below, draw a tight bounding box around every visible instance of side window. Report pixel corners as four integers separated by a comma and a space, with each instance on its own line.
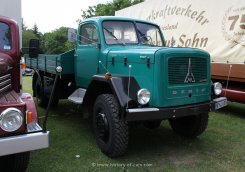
0, 22, 12, 50
79, 24, 98, 45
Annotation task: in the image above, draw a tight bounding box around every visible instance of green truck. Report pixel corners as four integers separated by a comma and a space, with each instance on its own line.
24, 16, 227, 157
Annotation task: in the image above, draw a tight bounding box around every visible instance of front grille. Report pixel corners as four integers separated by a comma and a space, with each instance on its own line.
0, 73, 12, 93
168, 57, 207, 84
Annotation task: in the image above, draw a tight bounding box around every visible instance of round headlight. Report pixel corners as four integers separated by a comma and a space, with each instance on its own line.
137, 89, 150, 105
213, 82, 222, 96
0, 108, 23, 132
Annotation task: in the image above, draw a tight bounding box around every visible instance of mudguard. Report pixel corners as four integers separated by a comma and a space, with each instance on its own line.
84, 75, 140, 109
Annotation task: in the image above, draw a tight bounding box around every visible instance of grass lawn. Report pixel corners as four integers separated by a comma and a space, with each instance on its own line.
22, 76, 245, 172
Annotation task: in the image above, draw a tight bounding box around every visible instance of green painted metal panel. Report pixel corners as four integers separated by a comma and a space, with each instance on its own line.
152, 48, 211, 107
75, 44, 100, 88
105, 46, 211, 108
24, 49, 74, 75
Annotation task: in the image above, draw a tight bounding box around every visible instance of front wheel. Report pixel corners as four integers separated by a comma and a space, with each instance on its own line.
169, 113, 209, 138
0, 152, 30, 172
93, 94, 128, 157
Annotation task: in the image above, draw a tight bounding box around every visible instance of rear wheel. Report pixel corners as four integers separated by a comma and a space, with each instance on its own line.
169, 113, 209, 138
0, 152, 30, 172
35, 76, 59, 107
93, 94, 128, 157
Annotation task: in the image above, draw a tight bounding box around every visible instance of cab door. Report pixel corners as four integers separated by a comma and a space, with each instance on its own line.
75, 23, 100, 88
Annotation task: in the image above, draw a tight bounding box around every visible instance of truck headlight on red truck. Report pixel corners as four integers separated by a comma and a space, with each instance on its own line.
137, 88, 151, 105
0, 108, 23, 132
213, 82, 222, 96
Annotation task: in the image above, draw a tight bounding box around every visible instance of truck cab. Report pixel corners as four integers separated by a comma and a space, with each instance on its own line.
0, 16, 49, 172
25, 16, 227, 158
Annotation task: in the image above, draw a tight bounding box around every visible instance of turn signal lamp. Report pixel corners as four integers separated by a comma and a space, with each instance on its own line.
22, 63, 26, 70
26, 111, 33, 124
105, 72, 111, 80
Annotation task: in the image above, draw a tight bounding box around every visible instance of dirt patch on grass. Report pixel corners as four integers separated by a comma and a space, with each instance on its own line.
168, 154, 199, 165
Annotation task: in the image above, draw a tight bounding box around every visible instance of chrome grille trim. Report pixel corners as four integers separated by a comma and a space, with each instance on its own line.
0, 73, 11, 93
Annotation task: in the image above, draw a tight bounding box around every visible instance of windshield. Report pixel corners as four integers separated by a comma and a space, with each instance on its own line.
102, 21, 163, 46
135, 22, 163, 46
103, 21, 138, 45
0, 22, 12, 50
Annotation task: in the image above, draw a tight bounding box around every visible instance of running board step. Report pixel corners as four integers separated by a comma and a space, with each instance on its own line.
68, 88, 86, 104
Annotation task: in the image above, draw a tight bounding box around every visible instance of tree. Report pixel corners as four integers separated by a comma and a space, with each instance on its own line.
22, 29, 38, 48
40, 27, 74, 54
32, 23, 41, 38
22, 21, 28, 31
22, 21, 74, 54
81, 0, 144, 19
22, 22, 41, 50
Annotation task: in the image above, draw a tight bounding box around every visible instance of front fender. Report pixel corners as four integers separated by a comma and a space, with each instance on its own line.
21, 93, 38, 122
84, 75, 140, 109
109, 76, 140, 108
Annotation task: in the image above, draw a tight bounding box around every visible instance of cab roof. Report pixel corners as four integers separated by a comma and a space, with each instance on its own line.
80, 16, 158, 26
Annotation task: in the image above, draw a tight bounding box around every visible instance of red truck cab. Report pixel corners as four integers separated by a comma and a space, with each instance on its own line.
0, 16, 49, 172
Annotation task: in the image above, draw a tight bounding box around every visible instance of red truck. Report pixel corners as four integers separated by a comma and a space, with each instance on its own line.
0, 16, 49, 172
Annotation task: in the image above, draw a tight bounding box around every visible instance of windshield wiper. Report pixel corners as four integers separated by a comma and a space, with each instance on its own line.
103, 27, 118, 40
103, 27, 125, 45
136, 29, 147, 41
136, 29, 153, 46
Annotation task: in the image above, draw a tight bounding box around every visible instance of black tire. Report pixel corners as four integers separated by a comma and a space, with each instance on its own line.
0, 152, 30, 172
93, 94, 128, 157
143, 120, 162, 129
169, 113, 209, 138
50, 82, 60, 107
35, 77, 48, 107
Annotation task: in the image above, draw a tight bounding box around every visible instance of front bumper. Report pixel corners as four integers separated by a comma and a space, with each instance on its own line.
0, 129, 49, 156
126, 97, 227, 121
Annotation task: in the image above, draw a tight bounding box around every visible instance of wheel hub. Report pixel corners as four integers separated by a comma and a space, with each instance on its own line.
96, 112, 109, 143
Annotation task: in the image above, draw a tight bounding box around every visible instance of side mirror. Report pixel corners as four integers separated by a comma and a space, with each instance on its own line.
68, 28, 77, 43
29, 39, 40, 58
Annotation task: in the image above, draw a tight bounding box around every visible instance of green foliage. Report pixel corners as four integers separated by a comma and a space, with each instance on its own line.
22, 29, 39, 48
22, 22, 75, 54
82, 0, 144, 19
32, 23, 41, 38
22, 22, 41, 49
40, 27, 74, 54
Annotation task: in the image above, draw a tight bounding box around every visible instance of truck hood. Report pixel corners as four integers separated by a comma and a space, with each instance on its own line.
106, 46, 162, 64
106, 46, 209, 64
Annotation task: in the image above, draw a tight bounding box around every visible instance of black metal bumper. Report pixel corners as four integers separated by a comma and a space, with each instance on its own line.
125, 97, 227, 121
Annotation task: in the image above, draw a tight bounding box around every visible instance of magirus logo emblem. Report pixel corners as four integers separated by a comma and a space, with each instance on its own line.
184, 58, 195, 83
